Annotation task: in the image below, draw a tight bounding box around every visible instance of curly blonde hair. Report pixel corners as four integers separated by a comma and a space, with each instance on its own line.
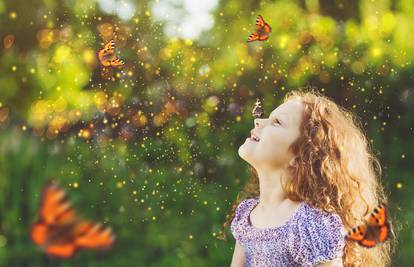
219, 87, 396, 266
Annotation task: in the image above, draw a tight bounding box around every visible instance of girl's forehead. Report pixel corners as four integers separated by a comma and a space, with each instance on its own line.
269, 100, 304, 128
270, 100, 303, 115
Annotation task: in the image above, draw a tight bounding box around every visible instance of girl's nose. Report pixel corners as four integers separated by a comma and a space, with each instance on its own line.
254, 119, 260, 128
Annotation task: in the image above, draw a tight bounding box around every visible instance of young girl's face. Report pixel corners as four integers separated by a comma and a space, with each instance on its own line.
238, 100, 303, 170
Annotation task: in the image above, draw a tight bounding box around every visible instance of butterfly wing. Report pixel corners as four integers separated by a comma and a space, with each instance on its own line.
357, 223, 382, 248
365, 203, 390, 245
346, 223, 379, 248
30, 181, 80, 258
41, 181, 77, 225
367, 203, 388, 226
45, 242, 77, 259
100, 59, 112, 67
109, 57, 124, 67
378, 223, 390, 243
98, 40, 117, 67
247, 32, 259, 42
74, 221, 115, 250
346, 224, 366, 242
252, 98, 264, 118
358, 237, 378, 248
41, 219, 115, 258
258, 33, 270, 41
250, 15, 271, 42
259, 17, 271, 41
263, 22, 272, 33
30, 222, 49, 247
104, 40, 115, 52
98, 40, 115, 57
30, 181, 77, 244
256, 15, 265, 30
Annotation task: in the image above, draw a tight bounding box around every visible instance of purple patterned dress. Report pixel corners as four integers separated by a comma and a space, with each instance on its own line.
231, 197, 346, 267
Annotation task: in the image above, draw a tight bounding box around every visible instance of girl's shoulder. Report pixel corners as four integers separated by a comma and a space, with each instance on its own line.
232, 197, 257, 222
237, 197, 257, 209
230, 197, 258, 226
230, 197, 258, 245
293, 202, 346, 243
299, 202, 344, 225
288, 203, 346, 266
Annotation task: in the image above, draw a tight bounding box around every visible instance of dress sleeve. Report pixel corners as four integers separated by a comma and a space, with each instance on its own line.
230, 199, 250, 246
288, 208, 346, 266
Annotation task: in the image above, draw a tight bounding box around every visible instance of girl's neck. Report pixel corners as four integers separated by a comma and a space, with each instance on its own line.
256, 168, 289, 211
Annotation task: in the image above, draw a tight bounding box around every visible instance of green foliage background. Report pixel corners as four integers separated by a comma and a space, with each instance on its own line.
0, 0, 413, 266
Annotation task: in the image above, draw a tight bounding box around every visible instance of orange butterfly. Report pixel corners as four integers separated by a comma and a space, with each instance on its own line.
98, 39, 124, 67
247, 15, 272, 42
30, 180, 115, 259
345, 203, 390, 248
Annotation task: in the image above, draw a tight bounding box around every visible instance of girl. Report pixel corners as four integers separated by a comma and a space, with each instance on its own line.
219, 88, 394, 266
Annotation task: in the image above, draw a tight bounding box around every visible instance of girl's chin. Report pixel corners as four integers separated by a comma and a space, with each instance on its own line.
239, 140, 257, 158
